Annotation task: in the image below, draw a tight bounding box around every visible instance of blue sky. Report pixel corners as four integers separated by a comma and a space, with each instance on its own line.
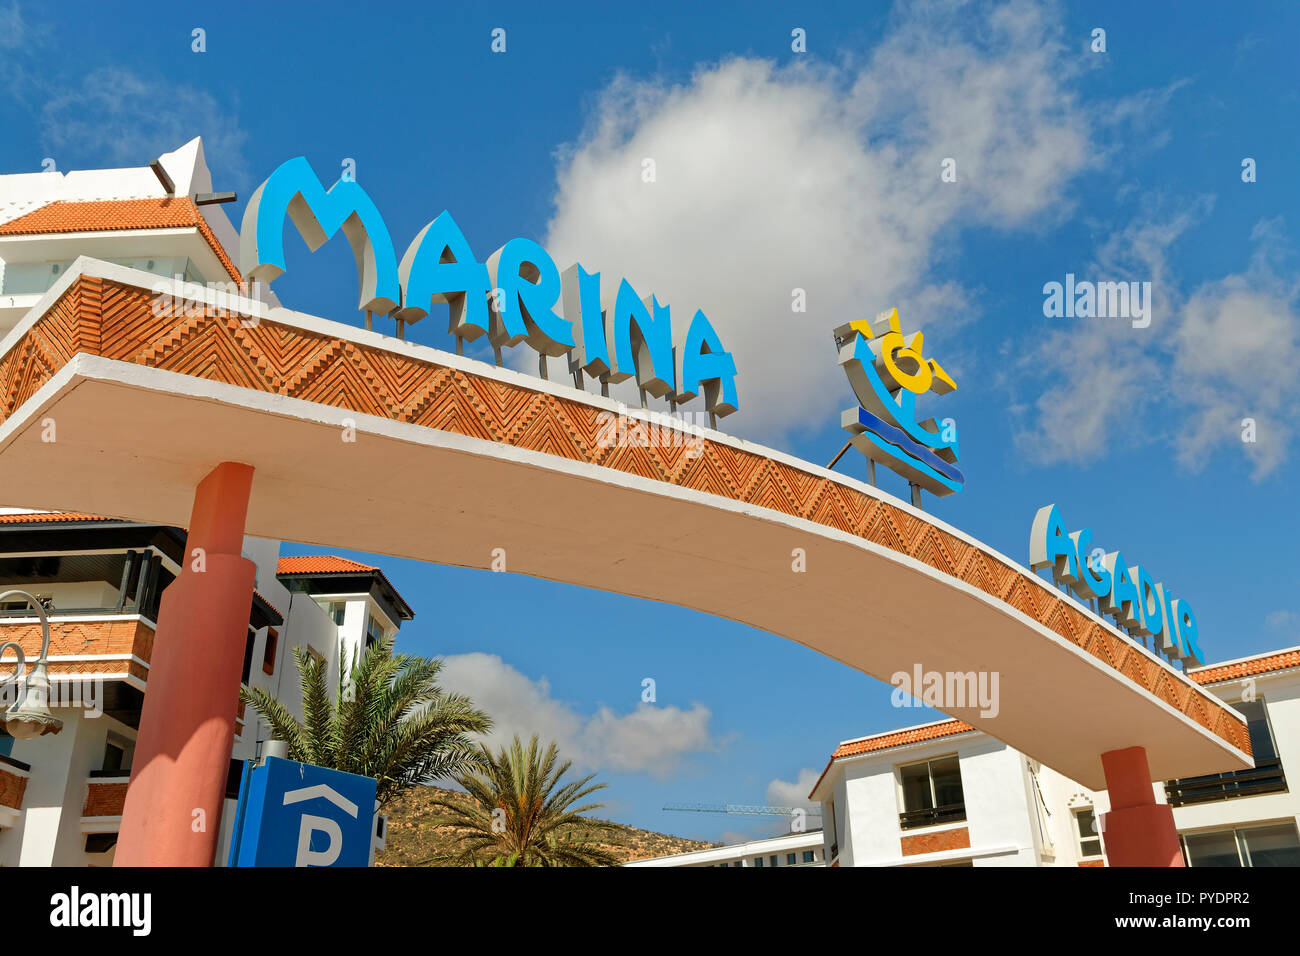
2, 0, 1298, 843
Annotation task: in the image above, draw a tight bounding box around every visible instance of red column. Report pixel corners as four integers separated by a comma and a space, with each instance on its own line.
1100, 746, 1185, 867
115, 462, 256, 867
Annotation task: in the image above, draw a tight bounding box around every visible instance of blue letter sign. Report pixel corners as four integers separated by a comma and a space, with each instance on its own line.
241, 156, 739, 417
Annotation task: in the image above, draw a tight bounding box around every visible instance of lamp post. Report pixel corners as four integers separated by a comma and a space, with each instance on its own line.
0, 588, 64, 739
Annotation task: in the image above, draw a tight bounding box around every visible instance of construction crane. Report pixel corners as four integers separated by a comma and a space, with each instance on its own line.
663, 802, 822, 817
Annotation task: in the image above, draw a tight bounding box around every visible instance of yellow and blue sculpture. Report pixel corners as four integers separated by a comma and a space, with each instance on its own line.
835, 308, 963, 497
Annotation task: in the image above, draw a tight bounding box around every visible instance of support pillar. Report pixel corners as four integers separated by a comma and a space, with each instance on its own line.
1100, 746, 1184, 867
115, 462, 256, 867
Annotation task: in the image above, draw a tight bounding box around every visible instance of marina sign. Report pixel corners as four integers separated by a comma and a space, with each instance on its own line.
240, 157, 739, 416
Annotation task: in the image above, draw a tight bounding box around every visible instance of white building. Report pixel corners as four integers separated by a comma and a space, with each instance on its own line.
0, 139, 423, 865
625, 829, 826, 868
0, 510, 412, 866
809, 645, 1300, 867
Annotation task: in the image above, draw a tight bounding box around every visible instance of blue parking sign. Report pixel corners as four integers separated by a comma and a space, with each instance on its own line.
228, 756, 378, 867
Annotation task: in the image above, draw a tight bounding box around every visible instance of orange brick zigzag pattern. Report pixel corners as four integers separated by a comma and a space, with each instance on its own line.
0, 278, 1250, 756
0, 620, 154, 667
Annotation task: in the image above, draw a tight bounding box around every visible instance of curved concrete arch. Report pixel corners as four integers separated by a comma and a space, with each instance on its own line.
0, 261, 1249, 790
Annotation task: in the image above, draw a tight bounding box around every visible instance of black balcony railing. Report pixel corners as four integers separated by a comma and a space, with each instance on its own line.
0, 606, 150, 620
1164, 757, 1287, 807
899, 803, 967, 830
0, 752, 31, 773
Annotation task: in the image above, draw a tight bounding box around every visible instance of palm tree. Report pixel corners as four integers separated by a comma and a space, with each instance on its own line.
240, 636, 490, 807
422, 734, 626, 866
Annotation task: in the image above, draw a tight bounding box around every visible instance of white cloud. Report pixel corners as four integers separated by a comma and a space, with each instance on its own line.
0, 1, 25, 49
1171, 240, 1300, 478
39, 66, 251, 187
1014, 207, 1300, 479
766, 767, 822, 807
437, 652, 717, 778
536, 0, 1095, 441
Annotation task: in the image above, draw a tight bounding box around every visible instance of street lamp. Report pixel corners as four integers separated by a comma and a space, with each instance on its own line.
0, 588, 63, 739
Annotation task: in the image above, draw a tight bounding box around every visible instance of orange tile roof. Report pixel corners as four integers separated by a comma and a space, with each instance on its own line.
809, 719, 976, 800
0, 197, 241, 282
276, 556, 380, 575
831, 719, 976, 760
276, 554, 412, 620
1189, 648, 1300, 686
0, 511, 112, 524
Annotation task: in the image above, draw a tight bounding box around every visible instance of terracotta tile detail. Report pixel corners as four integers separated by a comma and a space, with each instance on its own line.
1191, 649, 1300, 686
0, 511, 109, 524
0, 276, 1250, 758
832, 720, 976, 760
82, 781, 128, 817
0, 618, 154, 679
1079, 859, 1105, 867
0, 766, 27, 810
0, 198, 240, 283
901, 826, 970, 856
277, 555, 378, 575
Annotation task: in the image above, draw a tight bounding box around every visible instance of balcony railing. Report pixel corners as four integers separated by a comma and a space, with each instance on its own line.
1164, 757, 1287, 807
899, 803, 967, 830
0, 752, 31, 773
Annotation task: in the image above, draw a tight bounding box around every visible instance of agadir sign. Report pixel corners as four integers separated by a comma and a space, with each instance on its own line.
1030, 504, 1203, 667
239, 157, 739, 417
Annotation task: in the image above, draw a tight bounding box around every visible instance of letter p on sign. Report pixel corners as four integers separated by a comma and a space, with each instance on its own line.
296, 813, 345, 867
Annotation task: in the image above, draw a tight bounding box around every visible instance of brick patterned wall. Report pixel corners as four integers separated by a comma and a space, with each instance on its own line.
900, 826, 971, 857
0, 618, 153, 678
0, 275, 1250, 756
82, 781, 128, 817
0, 766, 28, 810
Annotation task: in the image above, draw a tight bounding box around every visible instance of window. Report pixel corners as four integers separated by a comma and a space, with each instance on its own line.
0, 732, 13, 758
732, 861, 742, 867
786, 853, 797, 865
898, 755, 966, 829
770, 855, 779, 867
366, 614, 387, 649
241, 628, 257, 685
1165, 698, 1287, 806
1236, 699, 1279, 762
0, 594, 52, 613
85, 833, 119, 854
802, 851, 815, 863
102, 740, 126, 773
262, 628, 279, 676
1183, 823, 1300, 867
753, 856, 763, 867
315, 600, 347, 626
1074, 808, 1102, 858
